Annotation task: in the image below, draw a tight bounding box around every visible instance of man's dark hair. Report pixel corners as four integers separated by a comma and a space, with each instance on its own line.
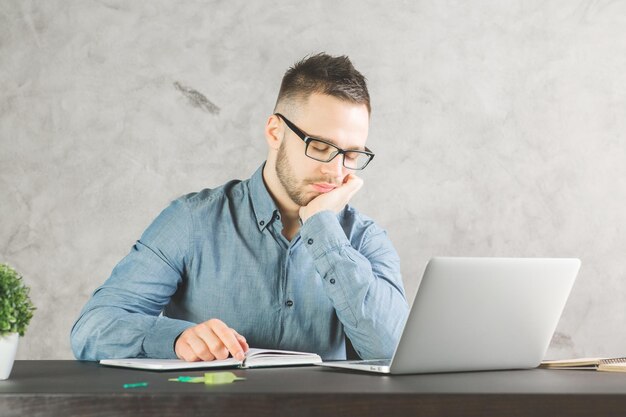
274, 53, 371, 114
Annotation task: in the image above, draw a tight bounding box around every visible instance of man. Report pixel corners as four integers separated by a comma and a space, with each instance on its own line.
71, 53, 409, 362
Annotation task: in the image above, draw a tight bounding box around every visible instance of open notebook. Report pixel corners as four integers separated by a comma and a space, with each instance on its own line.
100, 348, 322, 371
540, 357, 626, 372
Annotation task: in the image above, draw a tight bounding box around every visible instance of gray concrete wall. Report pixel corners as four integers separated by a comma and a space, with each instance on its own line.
1, 0, 625, 359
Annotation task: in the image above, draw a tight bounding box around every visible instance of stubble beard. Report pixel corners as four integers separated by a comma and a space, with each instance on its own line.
275, 142, 316, 207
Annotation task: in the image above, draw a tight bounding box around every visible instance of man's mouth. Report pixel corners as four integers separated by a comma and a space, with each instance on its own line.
311, 183, 338, 193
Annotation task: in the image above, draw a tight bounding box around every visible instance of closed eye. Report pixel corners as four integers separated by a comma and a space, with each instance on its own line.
309, 140, 331, 152
344, 151, 361, 160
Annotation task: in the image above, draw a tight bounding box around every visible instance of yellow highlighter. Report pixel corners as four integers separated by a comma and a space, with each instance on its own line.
168, 371, 246, 385
203, 372, 246, 385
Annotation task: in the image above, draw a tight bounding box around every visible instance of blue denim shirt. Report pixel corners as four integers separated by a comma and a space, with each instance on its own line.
71, 164, 408, 361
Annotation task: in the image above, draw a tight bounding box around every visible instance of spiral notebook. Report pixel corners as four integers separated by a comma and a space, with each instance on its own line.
540, 357, 626, 372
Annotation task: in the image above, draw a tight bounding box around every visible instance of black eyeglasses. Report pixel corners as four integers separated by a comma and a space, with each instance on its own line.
274, 113, 375, 170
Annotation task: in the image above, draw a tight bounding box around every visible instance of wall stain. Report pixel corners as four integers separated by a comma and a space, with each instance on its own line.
550, 331, 575, 349
174, 82, 220, 115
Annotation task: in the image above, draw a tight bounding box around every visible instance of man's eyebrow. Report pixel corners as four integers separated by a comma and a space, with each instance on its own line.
306, 132, 366, 151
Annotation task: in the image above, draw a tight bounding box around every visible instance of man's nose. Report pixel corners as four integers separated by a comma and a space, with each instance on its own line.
322, 154, 344, 178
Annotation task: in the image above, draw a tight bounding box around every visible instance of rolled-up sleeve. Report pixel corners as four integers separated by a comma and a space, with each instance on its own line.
300, 210, 409, 359
70, 199, 195, 360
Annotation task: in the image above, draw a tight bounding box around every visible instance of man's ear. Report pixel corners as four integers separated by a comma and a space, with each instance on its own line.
264, 114, 283, 151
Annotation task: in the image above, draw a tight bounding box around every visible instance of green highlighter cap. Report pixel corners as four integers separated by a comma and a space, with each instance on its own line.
168, 376, 204, 383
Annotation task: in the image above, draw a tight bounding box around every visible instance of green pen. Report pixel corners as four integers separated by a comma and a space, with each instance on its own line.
123, 382, 149, 389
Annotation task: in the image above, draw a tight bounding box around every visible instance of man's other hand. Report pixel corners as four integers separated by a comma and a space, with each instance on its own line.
175, 318, 249, 362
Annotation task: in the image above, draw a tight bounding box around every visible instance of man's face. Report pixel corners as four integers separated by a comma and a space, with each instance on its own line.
275, 93, 370, 207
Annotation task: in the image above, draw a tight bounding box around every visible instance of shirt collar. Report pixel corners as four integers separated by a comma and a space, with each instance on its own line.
248, 163, 281, 232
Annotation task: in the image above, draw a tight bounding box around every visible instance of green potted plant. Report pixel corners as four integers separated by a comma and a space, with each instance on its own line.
0, 263, 35, 380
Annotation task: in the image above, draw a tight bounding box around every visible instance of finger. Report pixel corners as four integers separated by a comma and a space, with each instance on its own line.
342, 172, 359, 183
233, 330, 250, 352
176, 341, 198, 362
348, 181, 363, 198
298, 206, 308, 221
210, 320, 246, 360
344, 174, 363, 190
192, 325, 229, 360
187, 332, 216, 362
176, 328, 204, 361
342, 175, 363, 199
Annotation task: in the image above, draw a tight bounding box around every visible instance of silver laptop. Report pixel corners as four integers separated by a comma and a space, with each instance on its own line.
321, 257, 580, 374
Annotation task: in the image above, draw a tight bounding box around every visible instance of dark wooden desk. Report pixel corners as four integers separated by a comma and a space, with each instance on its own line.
2, 360, 626, 416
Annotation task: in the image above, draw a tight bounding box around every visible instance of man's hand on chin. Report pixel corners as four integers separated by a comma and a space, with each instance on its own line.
299, 174, 364, 223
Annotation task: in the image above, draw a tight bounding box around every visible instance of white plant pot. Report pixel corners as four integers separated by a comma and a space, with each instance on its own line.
0, 333, 19, 380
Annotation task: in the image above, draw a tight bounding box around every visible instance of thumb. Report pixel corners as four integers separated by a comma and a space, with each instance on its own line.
299, 206, 307, 219
343, 174, 364, 193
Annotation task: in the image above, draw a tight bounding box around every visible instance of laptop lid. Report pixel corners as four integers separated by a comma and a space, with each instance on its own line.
386, 257, 580, 374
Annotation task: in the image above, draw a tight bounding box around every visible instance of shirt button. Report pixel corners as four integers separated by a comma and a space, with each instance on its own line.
275, 214, 280, 220
285, 300, 294, 307
307, 238, 314, 245
259, 220, 265, 226
330, 278, 336, 284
